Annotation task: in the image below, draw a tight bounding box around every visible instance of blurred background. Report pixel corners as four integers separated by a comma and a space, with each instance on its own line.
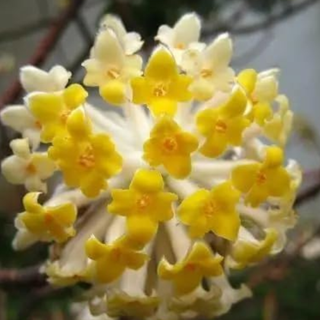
1, 0, 320, 319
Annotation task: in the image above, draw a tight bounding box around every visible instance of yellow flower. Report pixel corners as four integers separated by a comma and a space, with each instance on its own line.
48, 108, 122, 198
108, 169, 178, 248
196, 87, 250, 157
237, 68, 278, 126
18, 192, 77, 243
85, 235, 148, 284
227, 228, 278, 269
143, 116, 198, 178
231, 146, 290, 207
178, 181, 240, 240
158, 242, 223, 296
131, 47, 192, 116
28, 84, 88, 142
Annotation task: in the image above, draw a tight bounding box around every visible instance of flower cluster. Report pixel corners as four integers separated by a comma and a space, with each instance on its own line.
1, 13, 301, 320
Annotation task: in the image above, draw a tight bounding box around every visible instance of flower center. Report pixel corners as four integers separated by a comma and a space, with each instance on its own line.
153, 83, 168, 97
78, 146, 95, 168
26, 162, 37, 174
34, 120, 42, 129
256, 170, 267, 185
185, 263, 197, 272
175, 42, 186, 50
107, 67, 120, 79
204, 200, 219, 217
200, 69, 213, 78
137, 194, 151, 210
162, 136, 178, 153
215, 119, 227, 133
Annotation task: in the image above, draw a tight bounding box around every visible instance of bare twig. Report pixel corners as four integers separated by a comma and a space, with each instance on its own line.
295, 182, 320, 207
0, 265, 45, 287
0, 0, 86, 110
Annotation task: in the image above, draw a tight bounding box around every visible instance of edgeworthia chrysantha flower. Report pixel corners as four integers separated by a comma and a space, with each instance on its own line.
1, 12, 301, 320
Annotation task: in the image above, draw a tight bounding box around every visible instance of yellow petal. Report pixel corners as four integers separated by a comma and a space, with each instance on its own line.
149, 97, 177, 117
29, 93, 64, 123
125, 215, 158, 249
210, 210, 240, 241
237, 69, 257, 94
196, 108, 220, 136
177, 131, 199, 153
85, 235, 108, 260
48, 202, 77, 226
263, 146, 284, 168
96, 257, 125, 283
245, 184, 269, 207
66, 108, 92, 140
123, 250, 148, 270
231, 164, 260, 193
99, 80, 127, 106
253, 102, 273, 126
168, 74, 192, 101
265, 167, 290, 197
131, 76, 150, 105
162, 154, 191, 178
63, 84, 88, 109
200, 134, 228, 158
23, 192, 44, 214
226, 116, 250, 146
145, 48, 177, 81
130, 169, 164, 193
211, 181, 240, 211
108, 189, 136, 215
20, 212, 45, 234
221, 87, 247, 118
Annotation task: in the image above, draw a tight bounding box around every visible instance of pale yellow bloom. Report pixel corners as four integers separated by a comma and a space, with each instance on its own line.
1, 138, 55, 192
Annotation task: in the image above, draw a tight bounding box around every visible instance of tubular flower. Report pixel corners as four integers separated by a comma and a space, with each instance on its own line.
182, 33, 234, 100
178, 181, 240, 240
16, 192, 77, 244
85, 235, 148, 284
48, 108, 122, 198
131, 47, 192, 116
155, 13, 204, 65
82, 28, 142, 106
143, 116, 198, 178
27, 84, 88, 142
1, 138, 55, 192
108, 169, 178, 248
2, 12, 301, 320
196, 87, 250, 157
227, 227, 278, 269
158, 241, 223, 296
231, 146, 290, 207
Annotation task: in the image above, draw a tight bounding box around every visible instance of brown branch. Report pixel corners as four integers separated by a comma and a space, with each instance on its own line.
204, 0, 320, 35
0, 265, 45, 287
0, 0, 86, 110
295, 182, 320, 207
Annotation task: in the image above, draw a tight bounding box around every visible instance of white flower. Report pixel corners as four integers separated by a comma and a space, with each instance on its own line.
1, 105, 41, 149
99, 14, 143, 55
155, 13, 205, 65
82, 28, 142, 106
1, 138, 55, 192
20, 65, 71, 93
181, 33, 234, 100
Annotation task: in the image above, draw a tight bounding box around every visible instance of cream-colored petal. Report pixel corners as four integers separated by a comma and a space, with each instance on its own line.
20, 65, 70, 92
1, 155, 28, 184
173, 13, 201, 46
82, 59, 107, 87
31, 153, 56, 179
203, 33, 232, 71
155, 25, 174, 46
10, 138, 31, 159
1, 105, 37, 132
25, 175, 47, 192
123, 32, 144, 55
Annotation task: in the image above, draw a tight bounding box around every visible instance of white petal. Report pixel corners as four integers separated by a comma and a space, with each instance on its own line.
122, 55, 143, 79
20, 65, 70, 93
100, 14, 127, 39
1, 155, 28, 184
155, 25, 174, 46
1, 105, 36, 132
92, 29, 124, 65
181, 48, 202, 74
254, 75, 278, 102
82, 59, 107, 86
173, 13, 201, 46
25, 175, 47, 192
23, 128, 41, 150
10, 138, 31, 158
31, 153, 56, 179
204, 33, 233, 71
123, 32, 144, 54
